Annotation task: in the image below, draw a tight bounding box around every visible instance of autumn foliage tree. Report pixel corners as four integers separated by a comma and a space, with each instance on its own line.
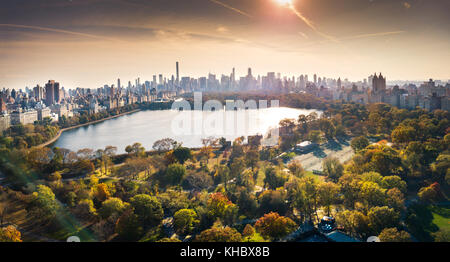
254, 212, 297, 240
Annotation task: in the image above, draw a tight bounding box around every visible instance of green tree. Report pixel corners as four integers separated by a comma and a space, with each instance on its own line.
322, 157, 344, 182
129, 194, 164, 228
172, 147, 192, 164
99, 197, 129, 219
378, 227, 412, 242
115, 209, 143, 241
351, 136, 370, 153
166, 163, 186, 185
173, 209, 199, 235
31, 185, 60, 222
367, 206, 399, 234
317, 182, 340, 216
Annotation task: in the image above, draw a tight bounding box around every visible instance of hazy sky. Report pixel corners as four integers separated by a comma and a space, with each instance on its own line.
0, 0, 449, 90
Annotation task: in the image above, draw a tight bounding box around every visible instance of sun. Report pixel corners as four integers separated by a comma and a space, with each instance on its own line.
275, 0, 293, 6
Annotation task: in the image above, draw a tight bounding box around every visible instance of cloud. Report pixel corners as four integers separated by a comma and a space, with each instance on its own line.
208, 0, 253, 18
288, 4, 339, 43
0, 23, 118, 42
343, 31, 406, 40
216, 26, 229, 33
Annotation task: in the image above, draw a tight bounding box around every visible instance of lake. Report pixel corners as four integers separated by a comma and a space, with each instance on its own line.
52, 107, 321, 153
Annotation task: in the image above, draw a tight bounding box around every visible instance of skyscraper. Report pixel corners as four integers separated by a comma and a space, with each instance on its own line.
45, 80, 60, 106
117, 78, 121, 89
176, 62, 179, 84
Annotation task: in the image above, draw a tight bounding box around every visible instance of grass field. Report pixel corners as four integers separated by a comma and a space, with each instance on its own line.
430, 205, 450, 231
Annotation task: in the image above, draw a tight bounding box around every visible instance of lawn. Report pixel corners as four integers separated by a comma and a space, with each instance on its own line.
303, 171, 325, 183
430, 205, 450, 231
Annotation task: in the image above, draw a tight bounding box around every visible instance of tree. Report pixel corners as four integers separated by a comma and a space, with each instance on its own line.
0, 225, 22, 242
173, 209, 199, 235
351, 136, 370, 153
254, 212, 297, 240
308, 130, 322, 144
92, 183, 111, 203
318, 118, 336, 139
235, 169, 255, 192
73, 199, 97, 221
207, 192, 237, 225
242, 224, 256, 237
246, 149, 259, 172
195, 225, 242, 242
99, 197, 129, 219
367, 206, 400, 234
115, 209, 143, 241
359, 181, 386, 208
322, 157, 344, 182
125, 143, 145, 157
152, 138, 178, 152
381, 176, 407, 193
418, 185, 439, 203
129, 194, 164, 228
31, 185, 60, 222
317, 182, 340, 216
172, 147, 192, 164
182, 172, 213, 191
288, 160, 304, 178
432, 229, 450, 242
166, 163, 186, 185
258, 189, 288, 216
391, 125, 416, 145
335, 210, 370, 238
378, 227, 412, 242
264, 166, 288, 190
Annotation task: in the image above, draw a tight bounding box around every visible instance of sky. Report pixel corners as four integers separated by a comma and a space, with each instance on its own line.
0, 0, 449, 90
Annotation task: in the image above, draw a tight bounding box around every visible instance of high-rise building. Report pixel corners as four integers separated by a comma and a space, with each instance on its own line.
117, 78, 121, 89
45, 80, 60, 106
33, 85, 44, 101
372, 73, 386, 93
176, 62, 180, 84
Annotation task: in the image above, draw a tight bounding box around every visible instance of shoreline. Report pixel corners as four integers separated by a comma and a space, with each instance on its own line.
34, 109, 141, 148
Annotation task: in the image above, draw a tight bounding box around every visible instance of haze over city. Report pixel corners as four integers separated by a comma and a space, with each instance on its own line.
1, 0, 449, 90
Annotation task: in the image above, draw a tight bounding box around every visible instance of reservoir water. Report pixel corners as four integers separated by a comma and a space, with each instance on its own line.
52, 107, 321, 153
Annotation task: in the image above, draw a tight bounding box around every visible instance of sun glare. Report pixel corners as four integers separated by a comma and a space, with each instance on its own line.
275, 0, 293, 6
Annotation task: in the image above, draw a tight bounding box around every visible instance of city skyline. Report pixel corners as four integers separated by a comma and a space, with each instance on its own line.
0, 0, 449, 90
